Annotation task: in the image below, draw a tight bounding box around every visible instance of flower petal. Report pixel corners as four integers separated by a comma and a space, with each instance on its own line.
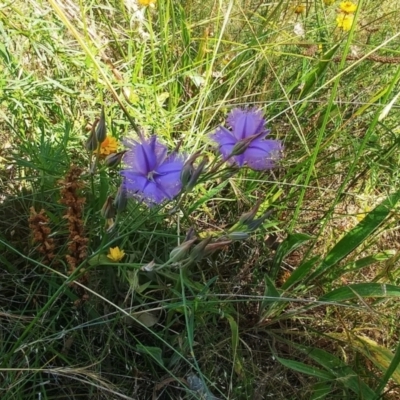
230, 154, 246, 167
142, 182, 167, 204
228, 108, 266, 140
244, 139, 283, 170
154, 156, 185, 199
121, 170, 150, 193
210, 126, 237, 160
122, 170, 165, 204
123, 137, 167, 176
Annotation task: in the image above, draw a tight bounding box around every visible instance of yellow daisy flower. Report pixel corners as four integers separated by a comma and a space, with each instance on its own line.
99, 136, 119, 156
294, 5, 305, 14
336, 13, 354, 31
107, 246, 125, 262
138, 0, 156, 6
339, 1, 357, 14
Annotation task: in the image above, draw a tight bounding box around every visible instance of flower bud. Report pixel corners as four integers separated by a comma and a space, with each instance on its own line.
105, 150, 127, 169
180, 153, 200, 188
187, 156, 208, 191
169, 238, 196, 262
95, 107, 107, 144
85, 118, 99, 151
189, 237, 212, 262
101, 196, 116, 219
230, 138, 250, 157
246, 210, 272, 232
184, 227, 196, 242
238, 199, 263, 226
229, 130, 266, 157
227, 232, 249, 241
113, 184, 127, 213
203, 240, 231, 257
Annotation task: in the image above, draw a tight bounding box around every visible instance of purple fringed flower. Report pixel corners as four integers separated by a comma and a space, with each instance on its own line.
121, 136, 184, 205
210, 108, 282, 170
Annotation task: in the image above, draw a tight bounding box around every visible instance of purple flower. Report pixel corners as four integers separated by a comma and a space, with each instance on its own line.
121, 136, 184, 205
210, 108, 282, 170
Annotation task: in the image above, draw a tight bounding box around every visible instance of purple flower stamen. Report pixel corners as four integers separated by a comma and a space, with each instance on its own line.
121, 136, 184, 205
210, 108, 282, 170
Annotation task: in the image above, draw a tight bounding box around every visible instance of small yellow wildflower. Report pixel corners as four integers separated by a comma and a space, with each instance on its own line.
99, 136, 118, 156
138, 0, 156, 6
323, 0, 335, 5
336, 13, 354, 31
294, 5, 305, 14
107, 246, 125, 262
339, 1, 357, 14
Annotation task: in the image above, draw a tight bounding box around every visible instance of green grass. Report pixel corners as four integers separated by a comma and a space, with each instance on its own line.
1, 0, 400, 398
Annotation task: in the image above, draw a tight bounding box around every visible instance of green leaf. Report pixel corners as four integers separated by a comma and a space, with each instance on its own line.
270, 233, 313, 281
281, 255, 320, 290
260, 274, 282, 317
310, 382, 332, 400
225, 315, 243, 376
324, 250, 395, 283
307, 189, 400, 283
374, 338, 400, 396
350, 336, 400, 386
136, 345, 164, 367
301, 346, 375, 399
319, 283, 400, 302
276, 357, 333, 380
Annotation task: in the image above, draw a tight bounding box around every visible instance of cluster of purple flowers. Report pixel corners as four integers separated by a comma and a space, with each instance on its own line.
121, 108, 282, 205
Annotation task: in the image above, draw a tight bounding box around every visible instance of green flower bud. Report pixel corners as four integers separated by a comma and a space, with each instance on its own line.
230, 138, 250, 157
95, 107, 107, 144
189, 237, 212, 262
238, 199, 263, 226
169, 238, 196, 262
101, 196, 116, 219
203, 240, 232, 257
187, 156, 208, 191
246, 210, 272, 232
105, 150, 127, 169
85, 118, 99, 151
180, 153, 199, 188
113, 184, 127, 213
229, 130, 265, 158
227, 232, 249, 241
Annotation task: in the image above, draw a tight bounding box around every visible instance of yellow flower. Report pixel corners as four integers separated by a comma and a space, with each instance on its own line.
107, 246, 125, 262
99, 136, 118, 156
138, 0, 156, 6
339, 1, 357, 13
294, 5, 305, 14
336, 13, 354, 31
324, 0, 335, 5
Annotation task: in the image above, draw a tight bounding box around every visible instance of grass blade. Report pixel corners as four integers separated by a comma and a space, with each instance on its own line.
307, 190, 400, 283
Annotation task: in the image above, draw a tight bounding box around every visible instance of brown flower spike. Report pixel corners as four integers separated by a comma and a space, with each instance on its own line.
59, 165, 88, 277
28, 207, 56, 265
